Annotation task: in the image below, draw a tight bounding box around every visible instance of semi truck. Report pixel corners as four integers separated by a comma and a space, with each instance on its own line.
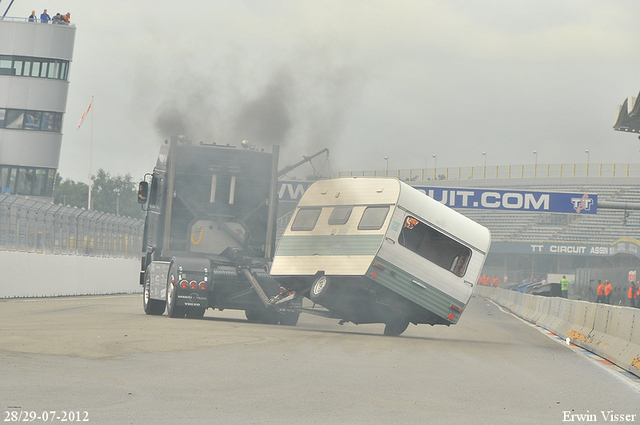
270, 177, 492, 336
137, 136, 302, 325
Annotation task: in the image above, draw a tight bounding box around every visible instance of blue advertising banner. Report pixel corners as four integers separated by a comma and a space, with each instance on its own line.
278, 181, 313, 201
278, 181, 598, 214
412, 186, 598, 214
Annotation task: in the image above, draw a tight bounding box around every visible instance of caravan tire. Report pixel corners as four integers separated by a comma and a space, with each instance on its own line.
383, 318, 410, 337
310, 275, 330, 302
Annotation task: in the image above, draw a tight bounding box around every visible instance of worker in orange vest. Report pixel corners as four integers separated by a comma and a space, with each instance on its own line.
604, 280, 613, 304
596, 280, 605, 303
628, 280, 637, 308
491, 276, 498, 287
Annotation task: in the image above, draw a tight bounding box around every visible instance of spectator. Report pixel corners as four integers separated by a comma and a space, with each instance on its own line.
604, 280, 613, 304
596, 280, 605, 303
628, 280, 637, 308
65, 13, 71, 24
40, 9, 50, 23
561, 275, 569, 298
28, 10, 37, 22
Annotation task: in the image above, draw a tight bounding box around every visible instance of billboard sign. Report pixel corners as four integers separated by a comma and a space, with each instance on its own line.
277, 181, 598, 214
412, 186, 597, 214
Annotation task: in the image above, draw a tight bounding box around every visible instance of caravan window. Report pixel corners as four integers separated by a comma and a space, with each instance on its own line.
291, 208, 322, 231
398, 216, 471, 277
358, 206, 389, 230
328, 206, 353, 225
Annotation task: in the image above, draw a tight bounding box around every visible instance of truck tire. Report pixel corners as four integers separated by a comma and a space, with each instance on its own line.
143, 267, 166, 315
166, 263, 185, 318
383, 317, 410, 337
186, 308, 205, 319
279, 311, 300, 326
262, 309, 280, 325
245, 309, 261, 322
309, 275, 330, 302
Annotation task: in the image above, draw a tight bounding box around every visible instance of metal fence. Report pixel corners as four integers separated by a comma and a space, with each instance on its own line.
339, 163, 640, 182
0, 194, 144, 258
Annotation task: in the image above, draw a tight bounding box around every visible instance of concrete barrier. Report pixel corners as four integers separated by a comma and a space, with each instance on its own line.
482, 288, 640, 378
0, 251, 140, 298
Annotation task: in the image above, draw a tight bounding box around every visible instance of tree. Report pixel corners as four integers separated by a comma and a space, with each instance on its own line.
90, 169, 144, 219
54, 174, 88, 208
53, 169, 144, 219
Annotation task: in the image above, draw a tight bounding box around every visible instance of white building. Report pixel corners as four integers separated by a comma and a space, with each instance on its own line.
0, 17, 76, 198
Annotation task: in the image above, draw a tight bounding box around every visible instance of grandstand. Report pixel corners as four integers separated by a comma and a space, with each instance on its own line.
336, 164, 640, 289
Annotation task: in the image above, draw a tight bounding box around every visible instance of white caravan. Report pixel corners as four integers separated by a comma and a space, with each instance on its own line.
271, 177, 491, 336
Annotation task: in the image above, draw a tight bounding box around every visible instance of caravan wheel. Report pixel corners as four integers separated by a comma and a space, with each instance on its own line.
310, 275, 330, 302
383, 318, 410, 337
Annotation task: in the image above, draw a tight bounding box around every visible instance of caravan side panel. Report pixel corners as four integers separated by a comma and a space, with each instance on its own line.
273, 234, 383, 275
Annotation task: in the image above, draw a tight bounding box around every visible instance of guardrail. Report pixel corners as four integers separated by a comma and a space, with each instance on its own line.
0, 16, 75, 27
339, 163, 640, 182
477, 286, 640, 378
0, 194, 143, 258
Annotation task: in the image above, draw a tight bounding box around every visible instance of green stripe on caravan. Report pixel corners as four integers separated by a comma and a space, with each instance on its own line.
275, 234, 384, 256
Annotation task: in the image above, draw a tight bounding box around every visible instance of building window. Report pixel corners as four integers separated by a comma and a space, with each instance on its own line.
5, 110, 24, 129
0, 55, 70, 81
0, 109, 62, 133
0, 166, 55, 197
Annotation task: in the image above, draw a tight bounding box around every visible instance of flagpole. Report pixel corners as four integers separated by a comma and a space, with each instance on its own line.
88, 95, 93, 210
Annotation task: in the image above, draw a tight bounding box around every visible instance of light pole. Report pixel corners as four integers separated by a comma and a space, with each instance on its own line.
533, 150, 537, 177
114, 188, 120, 215
585, 149, 590, 176
384, 156, 388, 176
432, 154, 437, 180
482, 152, 486, 178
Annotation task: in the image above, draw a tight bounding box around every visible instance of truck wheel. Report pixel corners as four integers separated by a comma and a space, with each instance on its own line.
279, 312, 300, 326
143, 267, 166, 315
262, 309, 280, 325
310, 275, 330, 302
167, 263, 185, 318
186, 308, 206, 319
383, 318, 410, 336
245, 309, 261, 322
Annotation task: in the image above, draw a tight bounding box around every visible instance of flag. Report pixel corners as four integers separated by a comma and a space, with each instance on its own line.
77, 102, 92, 129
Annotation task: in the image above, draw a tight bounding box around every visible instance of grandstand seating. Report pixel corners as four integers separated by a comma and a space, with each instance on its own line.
450, 183, 640, 243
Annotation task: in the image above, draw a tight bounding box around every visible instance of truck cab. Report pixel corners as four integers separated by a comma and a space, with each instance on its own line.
138, 136, 297, 324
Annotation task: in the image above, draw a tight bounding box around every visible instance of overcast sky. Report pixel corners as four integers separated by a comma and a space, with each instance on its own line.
10, 0, 640, 182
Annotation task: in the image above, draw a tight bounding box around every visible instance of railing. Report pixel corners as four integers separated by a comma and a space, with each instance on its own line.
0, 194, 143, 258
339, 163, 640, 181
0, 16, 75, 27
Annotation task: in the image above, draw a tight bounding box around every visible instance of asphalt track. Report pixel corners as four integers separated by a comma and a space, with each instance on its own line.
1, 294, 638, 424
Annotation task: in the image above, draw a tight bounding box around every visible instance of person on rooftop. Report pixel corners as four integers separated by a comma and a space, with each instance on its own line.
40, 9, 50, 23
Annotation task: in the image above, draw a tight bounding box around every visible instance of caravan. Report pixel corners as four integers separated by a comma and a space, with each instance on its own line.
271, 178, 491, 335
